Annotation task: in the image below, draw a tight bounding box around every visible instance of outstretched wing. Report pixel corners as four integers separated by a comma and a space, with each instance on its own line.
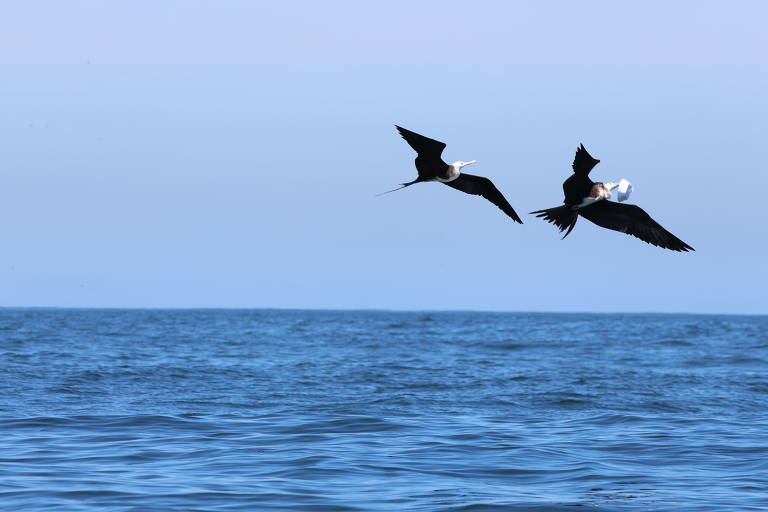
578, 201, 694, 252
395, 125, 446, 158
444, 173, 522, 223
572, 144, 600, 176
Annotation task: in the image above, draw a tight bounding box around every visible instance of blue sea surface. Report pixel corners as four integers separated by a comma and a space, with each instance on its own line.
0, 309, 766, 511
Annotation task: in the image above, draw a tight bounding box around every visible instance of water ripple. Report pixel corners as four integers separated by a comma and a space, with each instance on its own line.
0, 309, 766, 511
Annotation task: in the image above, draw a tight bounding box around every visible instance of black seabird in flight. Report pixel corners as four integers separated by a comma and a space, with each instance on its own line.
384, 125, 522, 223
530, 144, 694, 252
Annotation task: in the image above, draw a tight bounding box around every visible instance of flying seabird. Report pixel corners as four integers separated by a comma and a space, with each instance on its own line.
384, 125, 522, 223
530, 144, 694, 252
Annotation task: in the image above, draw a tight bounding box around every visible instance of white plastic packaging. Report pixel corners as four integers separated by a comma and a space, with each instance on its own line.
617, 179, 633, 202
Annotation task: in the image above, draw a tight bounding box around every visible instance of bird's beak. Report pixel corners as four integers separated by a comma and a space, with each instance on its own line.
463, 160, 477, 167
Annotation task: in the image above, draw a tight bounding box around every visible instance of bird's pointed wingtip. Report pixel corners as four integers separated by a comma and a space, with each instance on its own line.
507, 210, 523, 224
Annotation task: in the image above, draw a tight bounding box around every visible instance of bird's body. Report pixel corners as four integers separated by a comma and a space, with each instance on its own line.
412, 151, 451, 182
434, 162, 461, 183
562, 173, 594, 206
389, 125, 522, 223
572, 181, 618, 208
531, 144, 694, 252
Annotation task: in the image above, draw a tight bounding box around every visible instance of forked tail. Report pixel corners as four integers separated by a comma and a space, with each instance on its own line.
375, 178, 421, 197
530, 205, 579, 239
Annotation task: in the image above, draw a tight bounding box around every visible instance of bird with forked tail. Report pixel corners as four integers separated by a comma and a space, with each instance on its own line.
531, 144, 694, 252
383, 125, 522, 223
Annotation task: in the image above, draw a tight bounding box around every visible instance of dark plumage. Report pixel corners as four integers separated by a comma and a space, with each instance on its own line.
531, 144, 694, 252
389, 125, 522, 223
444, 174, 522, 223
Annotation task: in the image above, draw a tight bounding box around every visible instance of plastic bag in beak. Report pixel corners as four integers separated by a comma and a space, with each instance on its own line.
617, 179, 633, 202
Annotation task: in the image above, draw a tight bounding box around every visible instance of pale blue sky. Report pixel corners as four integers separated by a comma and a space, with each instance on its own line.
1, 1, 766, 313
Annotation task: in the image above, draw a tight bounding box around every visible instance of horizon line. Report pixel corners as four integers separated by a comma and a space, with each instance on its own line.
0, 305, 765, 317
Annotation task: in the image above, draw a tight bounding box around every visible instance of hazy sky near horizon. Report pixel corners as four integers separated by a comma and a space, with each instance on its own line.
1, 1, 766, 313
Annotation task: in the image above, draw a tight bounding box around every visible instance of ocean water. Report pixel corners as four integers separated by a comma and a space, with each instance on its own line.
0, 309, 766, 512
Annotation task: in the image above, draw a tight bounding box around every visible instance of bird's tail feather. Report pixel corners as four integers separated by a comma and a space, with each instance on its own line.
375, 178, 420, 197
530, 205, 579, 239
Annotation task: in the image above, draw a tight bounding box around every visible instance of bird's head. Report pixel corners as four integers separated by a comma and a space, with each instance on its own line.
453, 160, 476, 168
